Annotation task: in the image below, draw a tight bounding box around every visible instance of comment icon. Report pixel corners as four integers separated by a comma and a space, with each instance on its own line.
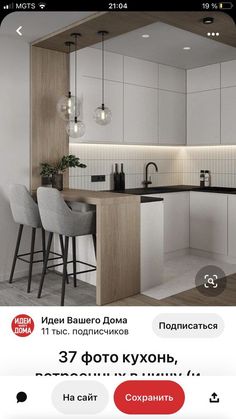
16, 392, 27, 403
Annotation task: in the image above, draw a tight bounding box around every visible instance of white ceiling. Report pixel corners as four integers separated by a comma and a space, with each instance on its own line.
0, 11, 95, 42
1, 13, 236, 68
94, 21, 236, 69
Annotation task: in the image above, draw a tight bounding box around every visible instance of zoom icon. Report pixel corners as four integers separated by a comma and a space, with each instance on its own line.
195, 265, 227, 297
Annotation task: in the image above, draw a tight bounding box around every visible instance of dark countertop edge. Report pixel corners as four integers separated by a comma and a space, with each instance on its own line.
141, 196, 164, 203
108, 185, 236, 195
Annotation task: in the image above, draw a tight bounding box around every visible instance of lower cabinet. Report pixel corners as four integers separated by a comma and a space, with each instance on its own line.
227, 195, 236, 258
149, 192, 190, 253
190, 192, 228, 255
140, 201, 163, 291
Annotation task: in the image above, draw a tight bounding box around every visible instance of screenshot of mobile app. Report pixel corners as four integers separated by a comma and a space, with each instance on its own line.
0, 0, 236, 417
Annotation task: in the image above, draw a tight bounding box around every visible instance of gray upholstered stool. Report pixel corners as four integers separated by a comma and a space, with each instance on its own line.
9, 184, 61, 293
37, 187, 96, 306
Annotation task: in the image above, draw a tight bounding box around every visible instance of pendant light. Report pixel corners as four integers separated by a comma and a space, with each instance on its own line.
56, 41, 80, 121
66, 33, 85, 139
94, 30, 112, 126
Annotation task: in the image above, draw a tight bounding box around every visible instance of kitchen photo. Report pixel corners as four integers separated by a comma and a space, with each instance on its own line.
1, 9, 236, 306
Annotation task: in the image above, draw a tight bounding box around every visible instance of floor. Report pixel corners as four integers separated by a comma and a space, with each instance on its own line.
0, 266, 236, 306
143, 253, 236, 300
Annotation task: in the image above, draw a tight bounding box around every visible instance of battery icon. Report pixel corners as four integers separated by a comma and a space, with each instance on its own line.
219, 2, 233, 9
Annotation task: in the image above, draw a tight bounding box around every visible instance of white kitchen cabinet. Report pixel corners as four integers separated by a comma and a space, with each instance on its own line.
187, 90, 220, 145
187, 64, 220, 92
141, 200, 163, 291
159, 64, 186, 93
124, 84, 158, 144
190, 192, 227, 255
74, 76, 123, 143
221, 60, 236, 88
159, 90, 186, 145
227, 195, 236, 258
124, 56, 158, 88
73, 47, 123, 82
149, 192, 189, 253
221, 87, 236, 144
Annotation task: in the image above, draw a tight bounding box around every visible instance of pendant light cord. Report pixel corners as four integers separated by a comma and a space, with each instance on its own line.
74, 35, 78, 117
102, 31, 104, 107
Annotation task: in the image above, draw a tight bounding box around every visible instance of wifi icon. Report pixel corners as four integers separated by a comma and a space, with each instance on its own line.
38, 2, 46, 9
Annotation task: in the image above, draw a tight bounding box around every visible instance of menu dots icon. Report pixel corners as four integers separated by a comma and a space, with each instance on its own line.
207, 32, 220, 37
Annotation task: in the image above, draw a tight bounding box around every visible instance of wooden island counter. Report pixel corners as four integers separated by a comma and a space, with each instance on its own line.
61, 189, 140, 305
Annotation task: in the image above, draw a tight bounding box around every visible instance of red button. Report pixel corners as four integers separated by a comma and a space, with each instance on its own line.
114, 380, 185, 414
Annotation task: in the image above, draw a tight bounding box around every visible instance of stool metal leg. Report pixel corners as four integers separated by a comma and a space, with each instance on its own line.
59, 235, 69, 284
61, 236, 69, 306
72, 236, 77, 288
27, 227, 36, 293
9, 224, 24, 284
38, 232, 53, 298
41, 228, 46, 263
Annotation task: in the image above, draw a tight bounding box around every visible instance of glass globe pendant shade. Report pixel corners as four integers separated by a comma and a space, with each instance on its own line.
66, 116, 85, 139
56, 92, 80, 121
94, 104, 112, 126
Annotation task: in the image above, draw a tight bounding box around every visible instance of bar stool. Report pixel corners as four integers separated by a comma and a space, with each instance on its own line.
9, 184, 62, 293
37, 187, 96, 306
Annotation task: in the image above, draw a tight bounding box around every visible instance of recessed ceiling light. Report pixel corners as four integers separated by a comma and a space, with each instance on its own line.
203, 17, 214, 24
142, 34, 150, 38
183, 46, 191, 50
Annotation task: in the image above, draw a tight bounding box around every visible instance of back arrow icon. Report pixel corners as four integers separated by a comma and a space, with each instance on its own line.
16, 26, 23, 36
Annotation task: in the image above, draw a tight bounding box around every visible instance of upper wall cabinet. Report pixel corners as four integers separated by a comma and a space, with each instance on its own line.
74, 47, 123, 82
76, 76, 123, 143
124, 56, 158, 88
187, 64, 220, 145
159, 90, 186, 145
187, 90, 220, 145
221, 60, 236, 87
159, 64, 186, 93
124, 84, 158, 144
187, 64, 220, 92
221, 87, 236, 145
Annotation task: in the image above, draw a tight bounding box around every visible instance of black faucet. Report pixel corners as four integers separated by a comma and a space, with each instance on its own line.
143, 162, 158, 188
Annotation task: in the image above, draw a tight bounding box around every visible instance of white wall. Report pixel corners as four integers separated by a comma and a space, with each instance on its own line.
0, 35, 32, 281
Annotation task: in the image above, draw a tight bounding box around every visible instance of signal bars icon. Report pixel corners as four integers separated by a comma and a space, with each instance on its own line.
3, 3, 14, 9
38, 2, 46, 8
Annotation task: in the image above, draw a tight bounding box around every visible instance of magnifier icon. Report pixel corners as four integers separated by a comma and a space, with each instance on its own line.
204, 274, 218, 288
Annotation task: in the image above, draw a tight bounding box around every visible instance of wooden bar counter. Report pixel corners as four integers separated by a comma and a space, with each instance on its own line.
61, 189, 140, 305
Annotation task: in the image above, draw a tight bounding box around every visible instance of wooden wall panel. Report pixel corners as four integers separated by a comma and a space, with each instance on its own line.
31, 46, 69, 190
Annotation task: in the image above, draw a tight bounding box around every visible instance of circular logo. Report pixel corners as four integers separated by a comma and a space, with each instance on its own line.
11, 314, 34, 337
195, 265, 227, 297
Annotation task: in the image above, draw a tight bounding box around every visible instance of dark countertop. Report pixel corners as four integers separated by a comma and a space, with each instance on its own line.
110, 185, 236, 195
141, 196, 163, 203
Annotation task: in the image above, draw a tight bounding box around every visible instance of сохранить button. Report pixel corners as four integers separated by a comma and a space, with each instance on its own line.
114, 380, 185, 414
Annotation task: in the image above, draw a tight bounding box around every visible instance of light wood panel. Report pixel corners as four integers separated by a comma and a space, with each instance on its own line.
32, 11, 236, 52
61, 188, 140, 305
32, 12, 162, 52
31, 46, 69, 190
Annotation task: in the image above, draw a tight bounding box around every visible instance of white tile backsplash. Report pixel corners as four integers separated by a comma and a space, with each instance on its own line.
69, 144, 236, 190
69, 144, 183, 190
182, 146, 236, 187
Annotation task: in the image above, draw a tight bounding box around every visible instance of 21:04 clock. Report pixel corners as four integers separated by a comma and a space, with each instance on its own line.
108, 3, 128, 9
